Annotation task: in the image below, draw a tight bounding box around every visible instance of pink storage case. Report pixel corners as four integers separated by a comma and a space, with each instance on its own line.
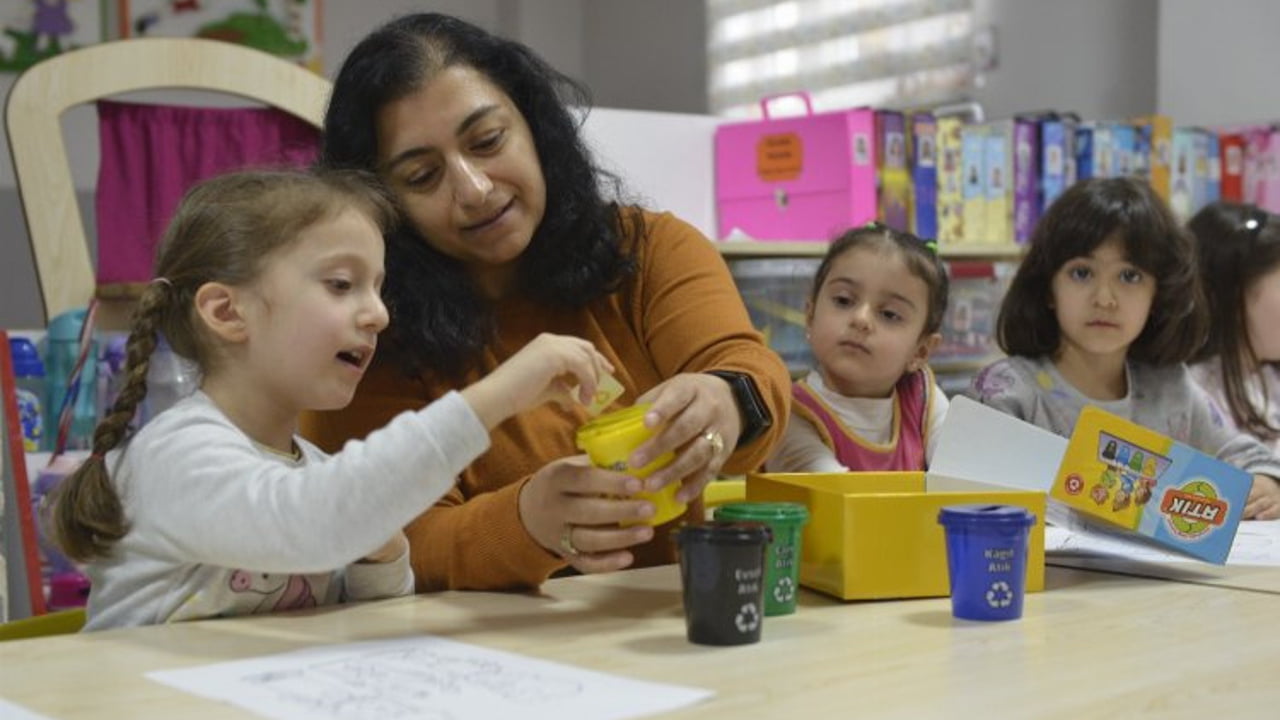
715, 93, 878, 241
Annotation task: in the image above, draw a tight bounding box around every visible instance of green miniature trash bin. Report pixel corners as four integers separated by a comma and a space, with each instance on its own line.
714, 502, 809, 615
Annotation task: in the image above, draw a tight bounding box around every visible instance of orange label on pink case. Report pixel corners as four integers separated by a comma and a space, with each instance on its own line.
756, 133, 803, 181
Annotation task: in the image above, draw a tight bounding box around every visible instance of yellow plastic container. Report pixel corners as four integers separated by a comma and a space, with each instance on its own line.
747, 471, 1046, 601
575, 404, 685, 526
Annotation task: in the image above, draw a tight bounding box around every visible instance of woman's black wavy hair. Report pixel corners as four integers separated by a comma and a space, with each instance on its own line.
321, 12, 638, 378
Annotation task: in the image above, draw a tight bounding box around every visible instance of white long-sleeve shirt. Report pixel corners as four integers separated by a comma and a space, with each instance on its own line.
84, 390, 488, 630
766, 370, 950, 473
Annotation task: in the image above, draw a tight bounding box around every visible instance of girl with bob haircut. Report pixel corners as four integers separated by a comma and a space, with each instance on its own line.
965, 177, 1280, 519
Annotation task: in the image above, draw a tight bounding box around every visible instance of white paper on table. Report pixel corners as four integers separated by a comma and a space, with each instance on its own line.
0, 697, 57, 720
147, 635, 713, 720
1046, 520, 1280, 567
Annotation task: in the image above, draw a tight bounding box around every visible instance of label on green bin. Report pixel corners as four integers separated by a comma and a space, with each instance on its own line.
714, 502, 809, 616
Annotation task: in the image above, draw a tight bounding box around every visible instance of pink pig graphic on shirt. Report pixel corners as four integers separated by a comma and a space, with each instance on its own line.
228, 570, 317, 613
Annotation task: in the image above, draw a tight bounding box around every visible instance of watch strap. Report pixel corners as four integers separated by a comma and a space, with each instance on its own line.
705, 370, 773, 449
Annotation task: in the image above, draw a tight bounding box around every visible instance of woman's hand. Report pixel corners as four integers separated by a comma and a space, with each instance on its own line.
518, 456, 658, 574
629, 372, 742, 505
1245, 475, 1280, 520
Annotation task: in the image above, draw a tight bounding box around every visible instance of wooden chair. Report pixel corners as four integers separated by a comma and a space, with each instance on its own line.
5, 37, 332, 328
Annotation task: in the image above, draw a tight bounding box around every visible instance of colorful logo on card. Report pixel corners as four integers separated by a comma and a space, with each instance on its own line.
1090, 432, 1170, 513
1160, 479, 1228, 539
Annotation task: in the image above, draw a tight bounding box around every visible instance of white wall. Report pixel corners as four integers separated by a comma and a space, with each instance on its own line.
1157, 0, 1280, 127
971, 0, 1158, 121
582, 0, 707, 114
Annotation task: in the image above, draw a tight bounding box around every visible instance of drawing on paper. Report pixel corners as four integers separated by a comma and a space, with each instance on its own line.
240, 647, 584, 719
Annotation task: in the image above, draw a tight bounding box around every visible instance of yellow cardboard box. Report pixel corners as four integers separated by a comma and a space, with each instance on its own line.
747, 471, 1045, 601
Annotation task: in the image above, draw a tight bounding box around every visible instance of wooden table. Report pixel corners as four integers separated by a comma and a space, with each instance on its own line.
2, 564, 1279, 719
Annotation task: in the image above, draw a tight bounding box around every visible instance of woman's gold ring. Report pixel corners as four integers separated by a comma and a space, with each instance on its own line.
703, 429, 725, 456
559, 524, 581, 558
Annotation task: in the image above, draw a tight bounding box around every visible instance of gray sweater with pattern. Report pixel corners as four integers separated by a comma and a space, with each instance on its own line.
963, 355, 1280, 478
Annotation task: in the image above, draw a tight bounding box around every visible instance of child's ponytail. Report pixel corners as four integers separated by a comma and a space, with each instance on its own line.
51, 281, 168, 562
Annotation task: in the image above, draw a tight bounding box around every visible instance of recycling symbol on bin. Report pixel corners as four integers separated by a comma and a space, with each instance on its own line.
985, 581, 1013, 608
773, 576, 796, 604
735, 603, 761, 633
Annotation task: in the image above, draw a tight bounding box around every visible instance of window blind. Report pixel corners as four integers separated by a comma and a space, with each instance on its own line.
707, 0, 976, 117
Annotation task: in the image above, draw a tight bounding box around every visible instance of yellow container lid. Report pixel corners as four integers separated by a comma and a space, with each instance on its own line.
575, 403, 652, 447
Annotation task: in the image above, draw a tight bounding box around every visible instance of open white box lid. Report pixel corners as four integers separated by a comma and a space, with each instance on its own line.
927, 396, 1066, 500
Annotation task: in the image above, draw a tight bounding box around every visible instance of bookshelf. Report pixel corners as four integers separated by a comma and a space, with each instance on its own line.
717, 240, 1022, 393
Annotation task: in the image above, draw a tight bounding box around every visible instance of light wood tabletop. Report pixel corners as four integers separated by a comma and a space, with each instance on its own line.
2, 563, 1279, 719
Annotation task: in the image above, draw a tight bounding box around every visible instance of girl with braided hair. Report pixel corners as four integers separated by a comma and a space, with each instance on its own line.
51, 167, 613, 630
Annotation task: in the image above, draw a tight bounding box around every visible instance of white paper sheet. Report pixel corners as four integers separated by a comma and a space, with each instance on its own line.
147, 635, 712, 720
1046, 520, 1280, 567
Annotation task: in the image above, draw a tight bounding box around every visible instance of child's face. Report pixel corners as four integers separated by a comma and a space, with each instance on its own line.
1245, 263, 1280, 363
1050, 234, 1155, 366
240, 207, 389, 412
806, 245, 937, 398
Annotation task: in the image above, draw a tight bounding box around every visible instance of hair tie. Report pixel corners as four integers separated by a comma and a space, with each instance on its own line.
923, 239, 939, 255
150, 277, 174, 290
90, 452, 106, 462
1244, 206, 1269, 238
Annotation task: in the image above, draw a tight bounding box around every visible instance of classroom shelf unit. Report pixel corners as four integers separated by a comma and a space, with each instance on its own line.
714, 240, 1024, 260
717, 240, 1022, 393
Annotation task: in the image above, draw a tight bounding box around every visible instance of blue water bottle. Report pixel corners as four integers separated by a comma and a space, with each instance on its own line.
8, 337, 45, 452
44, 309, 98, 451
141, 336, 198, 425
97, 334, 128, 419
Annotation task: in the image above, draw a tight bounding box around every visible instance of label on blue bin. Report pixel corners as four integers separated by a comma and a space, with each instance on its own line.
938, 505, 1034, 621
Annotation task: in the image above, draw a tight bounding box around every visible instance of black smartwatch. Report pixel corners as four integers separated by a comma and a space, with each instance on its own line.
705, 370, 773, 449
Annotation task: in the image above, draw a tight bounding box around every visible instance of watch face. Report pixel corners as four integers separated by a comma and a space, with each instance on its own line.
709, 370, 772, 447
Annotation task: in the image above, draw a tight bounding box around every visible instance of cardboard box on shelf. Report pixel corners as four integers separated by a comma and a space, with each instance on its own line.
907, 111, 938, 240
935, 116, 965, 245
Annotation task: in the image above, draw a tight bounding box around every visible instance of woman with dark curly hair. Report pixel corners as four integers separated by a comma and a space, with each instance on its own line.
303, 13, 789, 591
